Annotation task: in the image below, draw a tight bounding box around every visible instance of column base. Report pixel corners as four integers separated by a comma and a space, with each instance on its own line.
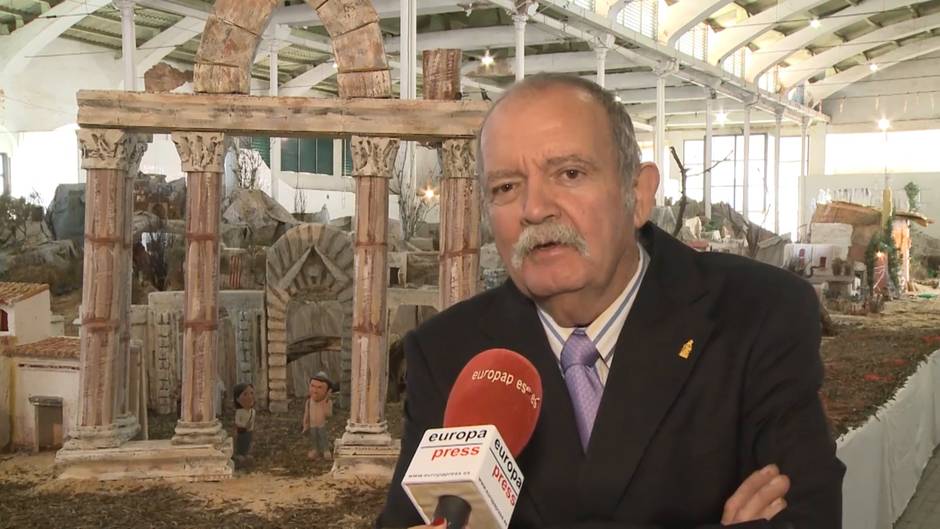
55, 439, 233, 482
62, 414, 140, 450
171, 418, 229, 448
331, 421, 400, 479
269, 399, 289, 414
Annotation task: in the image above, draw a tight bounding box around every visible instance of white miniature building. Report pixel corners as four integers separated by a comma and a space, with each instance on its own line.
2, 337, 81, 451
0, 282, 76, 452
0, 282, 51, 347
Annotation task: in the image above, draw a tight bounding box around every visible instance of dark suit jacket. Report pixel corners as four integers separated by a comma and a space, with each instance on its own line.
378, 223, 845, 529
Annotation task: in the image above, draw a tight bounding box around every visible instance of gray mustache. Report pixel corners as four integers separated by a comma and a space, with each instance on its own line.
511, 221, 588, 269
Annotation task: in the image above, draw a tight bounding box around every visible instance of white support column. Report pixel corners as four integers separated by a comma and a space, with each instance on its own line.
513, 13, 527, 82
742, 105, 751, 220
116, 0, 137, 91
799, 117, 808, 231
333, 138, 343, 178
704, 92, 714, 219
654, 74, 666, 206
401, 0, 418, 191
269, 26, 281, 205
774, 113, 783, 235
595, 41, 608, 88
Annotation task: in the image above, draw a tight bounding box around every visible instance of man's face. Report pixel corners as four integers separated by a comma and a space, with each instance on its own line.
480, 86, 635, 301
309, 379, 329, 401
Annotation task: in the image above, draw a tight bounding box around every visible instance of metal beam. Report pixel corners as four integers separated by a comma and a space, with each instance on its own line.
615, 85, 709, 104
625, 97, 741, 117
523, 0, 829, 124
604, 72, 682, 91
806, 35, 940, 103
660, 0, 736, 46
665, 112, 782, 128
708, 0, 829, 65
385, 25, 568, 54
271, 0, 463, 26
135, 16, 204, 77
0, 0, 113, 77
462, 50, 635, 77
746, 0, 925, 82
778, 11, 940, 90
136, 0, 210, 20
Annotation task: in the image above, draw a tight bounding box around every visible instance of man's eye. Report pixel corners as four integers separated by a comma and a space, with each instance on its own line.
562, 169, 583, 179
492, 183, 516, 194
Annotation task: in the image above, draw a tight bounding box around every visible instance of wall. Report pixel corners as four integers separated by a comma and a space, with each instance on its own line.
11, 291, 51, 346
0, 39, 123, 134
10, 358, 80, 450
805, 171, 940, 238
0, 355, 11, 450
9, 125, 81, 206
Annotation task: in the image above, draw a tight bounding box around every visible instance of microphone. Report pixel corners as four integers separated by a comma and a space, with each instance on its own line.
402, 348, 543, 529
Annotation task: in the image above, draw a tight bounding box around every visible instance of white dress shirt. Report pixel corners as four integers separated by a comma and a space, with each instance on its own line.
536, 244, 649, 385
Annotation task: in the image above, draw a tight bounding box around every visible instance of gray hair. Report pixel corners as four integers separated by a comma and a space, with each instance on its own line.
474, 73, 642, 211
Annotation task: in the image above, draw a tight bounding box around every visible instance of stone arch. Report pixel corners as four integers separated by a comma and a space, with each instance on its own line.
265, 223, 354, 412
193, 0, 391, 98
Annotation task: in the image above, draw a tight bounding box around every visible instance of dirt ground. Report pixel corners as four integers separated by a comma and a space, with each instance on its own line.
0, 400, 404, 529
821, 290, 940, 436
3, 290, 936, 527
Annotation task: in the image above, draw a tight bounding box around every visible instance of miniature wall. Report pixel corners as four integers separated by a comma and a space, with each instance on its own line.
10, 358, 79, 450
11, 291, 52, 346
0, 355, 11, 450
145, 291, 265, 416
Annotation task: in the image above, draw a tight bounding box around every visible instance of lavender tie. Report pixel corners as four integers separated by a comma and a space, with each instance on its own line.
560, 328, 603, 451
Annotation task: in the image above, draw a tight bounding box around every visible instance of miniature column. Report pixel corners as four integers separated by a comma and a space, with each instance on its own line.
440, 141, 481, 307
341, 135, 399, 443
423, 49, 482, 308
171, 131, 228, 447
65, 129, 149, 450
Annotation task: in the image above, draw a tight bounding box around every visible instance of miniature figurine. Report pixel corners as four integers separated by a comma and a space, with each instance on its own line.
232, 382, 256, 466
302, 371, 336, 461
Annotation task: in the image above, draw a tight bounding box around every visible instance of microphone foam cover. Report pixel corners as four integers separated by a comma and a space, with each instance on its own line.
444, 348, 543, 457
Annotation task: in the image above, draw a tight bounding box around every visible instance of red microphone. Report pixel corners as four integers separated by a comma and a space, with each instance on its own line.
402, 349, 543, 529
444, 348, 543, 456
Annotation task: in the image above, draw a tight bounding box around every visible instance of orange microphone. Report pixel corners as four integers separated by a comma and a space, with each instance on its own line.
402, 348, 543, 529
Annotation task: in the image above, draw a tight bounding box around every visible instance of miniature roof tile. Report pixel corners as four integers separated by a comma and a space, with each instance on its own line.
3, 337, 81, 360
0, 282, 49, 305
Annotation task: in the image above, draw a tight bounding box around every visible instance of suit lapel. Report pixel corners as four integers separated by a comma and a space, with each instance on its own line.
479, 281, 583, 525
577, 224, 721, 517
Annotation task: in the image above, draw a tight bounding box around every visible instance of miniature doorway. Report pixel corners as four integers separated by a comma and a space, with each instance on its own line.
29, 396, 64, 452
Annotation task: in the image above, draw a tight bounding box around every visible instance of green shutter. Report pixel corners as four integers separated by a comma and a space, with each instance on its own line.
281, 138, 300, 172
316, 138, 333, 175
251, 137, 270, 167
298, 138, 317, 173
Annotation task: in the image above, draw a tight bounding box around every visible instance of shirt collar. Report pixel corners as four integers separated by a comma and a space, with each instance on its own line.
537, 243, 649, 362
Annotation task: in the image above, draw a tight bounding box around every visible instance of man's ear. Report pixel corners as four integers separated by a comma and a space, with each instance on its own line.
632, 162, 661, 227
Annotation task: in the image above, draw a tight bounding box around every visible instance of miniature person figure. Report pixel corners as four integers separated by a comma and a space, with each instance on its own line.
232, 383, 256, 466
302, 371, 335, 461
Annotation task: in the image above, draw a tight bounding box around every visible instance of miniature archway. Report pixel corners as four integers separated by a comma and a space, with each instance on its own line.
265, 223, 353, 412
192, 0, 391, 98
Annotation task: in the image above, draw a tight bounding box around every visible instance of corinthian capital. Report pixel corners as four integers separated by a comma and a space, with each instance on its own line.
171, 131, 228, 172
442, 139, 476, 180
350, 136, 399, 178
78, 129, 151, 171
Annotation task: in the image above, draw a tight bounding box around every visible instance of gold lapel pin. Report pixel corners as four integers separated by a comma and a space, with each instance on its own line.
678, 339, 694, 360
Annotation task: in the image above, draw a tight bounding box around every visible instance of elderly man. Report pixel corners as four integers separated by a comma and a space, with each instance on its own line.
377, 74, 844, 529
